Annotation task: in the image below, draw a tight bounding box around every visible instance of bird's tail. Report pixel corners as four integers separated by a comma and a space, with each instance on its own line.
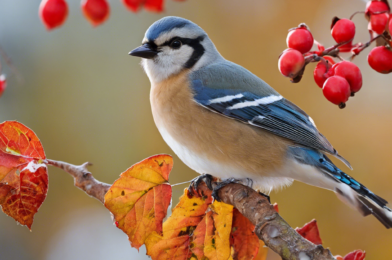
334, 179, 392, 229
289, 147, 392, 228
321, 157, 392, 228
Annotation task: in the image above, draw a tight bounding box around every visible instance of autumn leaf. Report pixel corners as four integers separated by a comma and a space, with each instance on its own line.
204, 201, 234, 260
190, 214, 208, 260
104, 154, 173, 249
295, 219, 323, 245
231, 208, 260, 260
343, 250, 366, 260
146, 186, 212, 258
0, 121, 48, 230
146, 185, 214, 260
254, 241, 268, 260
146, 232, 191, 260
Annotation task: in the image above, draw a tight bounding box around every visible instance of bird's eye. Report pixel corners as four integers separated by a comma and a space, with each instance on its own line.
170, 39, 182, 49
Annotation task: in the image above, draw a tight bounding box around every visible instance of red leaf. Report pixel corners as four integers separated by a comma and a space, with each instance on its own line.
0, 121, 48, 229
273, 203, 279, 213
344, 250, 366, 260
231, 208, 260, 260
295, 219, 322, 245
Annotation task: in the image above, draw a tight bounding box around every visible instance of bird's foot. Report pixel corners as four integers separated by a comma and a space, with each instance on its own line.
188, 174, 214, 196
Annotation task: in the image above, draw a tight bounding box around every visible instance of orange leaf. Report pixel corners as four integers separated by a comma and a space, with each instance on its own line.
295, 219, 323, 245
254, 241, 268, 260
146, 187, 213, 260
146, 232, 191, 260
0, 121, 48, 230
231, 209, 260, 260
204, 201, 233, 260
104, 154, 173, 249
190, 214, 207, 260
163, 187, 213, 239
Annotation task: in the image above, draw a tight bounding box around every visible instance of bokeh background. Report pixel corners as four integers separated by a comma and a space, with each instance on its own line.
0, 0, 391, 259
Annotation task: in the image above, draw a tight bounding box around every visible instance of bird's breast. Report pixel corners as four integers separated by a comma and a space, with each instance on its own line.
149, 72, 290, 183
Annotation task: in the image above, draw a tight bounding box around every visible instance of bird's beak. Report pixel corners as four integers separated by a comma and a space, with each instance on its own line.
129, 44, 158, 59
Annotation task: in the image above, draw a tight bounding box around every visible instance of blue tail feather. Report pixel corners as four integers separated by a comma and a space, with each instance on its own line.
288, 146, 392, 228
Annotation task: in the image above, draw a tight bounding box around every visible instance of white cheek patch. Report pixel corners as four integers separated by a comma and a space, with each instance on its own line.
143, 45, 194, 83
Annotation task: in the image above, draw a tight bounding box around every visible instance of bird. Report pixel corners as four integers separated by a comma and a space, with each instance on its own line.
129, 16, 392, 228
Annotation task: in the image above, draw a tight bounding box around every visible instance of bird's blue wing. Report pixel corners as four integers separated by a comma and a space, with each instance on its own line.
191, 79, 351, 169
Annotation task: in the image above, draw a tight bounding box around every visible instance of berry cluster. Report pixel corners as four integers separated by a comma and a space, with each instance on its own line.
39, 0, 184, 30
278, 0, 392, 109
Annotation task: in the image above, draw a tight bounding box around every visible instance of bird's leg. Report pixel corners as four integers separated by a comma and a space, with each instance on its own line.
188, 174, 214, 196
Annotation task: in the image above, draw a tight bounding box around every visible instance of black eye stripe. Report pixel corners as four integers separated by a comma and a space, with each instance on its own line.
161, 36, 205, 47
149, 36, 205, 68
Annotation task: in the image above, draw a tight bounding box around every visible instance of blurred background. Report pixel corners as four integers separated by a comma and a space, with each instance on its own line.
0, 0, 391, 259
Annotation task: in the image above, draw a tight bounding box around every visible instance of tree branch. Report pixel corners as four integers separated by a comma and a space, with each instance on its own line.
47, 159, 336, 260
216, 183, 336, 260
46, 159, 111, 203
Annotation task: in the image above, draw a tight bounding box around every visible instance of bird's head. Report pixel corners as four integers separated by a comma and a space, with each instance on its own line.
130, 16, 222, 83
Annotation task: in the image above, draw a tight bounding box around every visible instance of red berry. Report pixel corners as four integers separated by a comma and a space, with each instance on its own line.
122, 0, 144, 12
370, 13, 389, 34
368, 46, 392, 74
81, 0, 110, 27
313, 57, 335, 88
286, 27, 314, 54
365, 1, 390, 16
332, 61, 363, 94
331, 18, 356, 44
0, 75, 6, 98
144, 0, 164, 12
322, 76, 351, 107
278, 49, 305, 78
39, 0, 68, 30
389, 14, 392, 33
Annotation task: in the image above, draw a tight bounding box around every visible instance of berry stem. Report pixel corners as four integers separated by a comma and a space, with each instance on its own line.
349, 11, 365, 20
349, 34, 390, 60
0, 44, 23, 83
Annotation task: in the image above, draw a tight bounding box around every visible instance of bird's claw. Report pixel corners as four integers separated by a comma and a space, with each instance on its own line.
188, 174, 214, 196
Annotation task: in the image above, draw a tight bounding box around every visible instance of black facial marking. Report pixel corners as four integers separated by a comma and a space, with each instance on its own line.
161, 36, 205, 69
145, 41, 158, 52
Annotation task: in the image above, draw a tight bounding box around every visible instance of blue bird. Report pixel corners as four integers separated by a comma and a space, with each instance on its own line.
129, 16, 392, 228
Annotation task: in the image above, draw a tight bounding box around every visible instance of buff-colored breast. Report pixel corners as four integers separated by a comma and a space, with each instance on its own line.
150, 71, 293, 183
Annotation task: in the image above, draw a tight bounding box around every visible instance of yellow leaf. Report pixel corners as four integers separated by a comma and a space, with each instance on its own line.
204, 201, 233, 260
